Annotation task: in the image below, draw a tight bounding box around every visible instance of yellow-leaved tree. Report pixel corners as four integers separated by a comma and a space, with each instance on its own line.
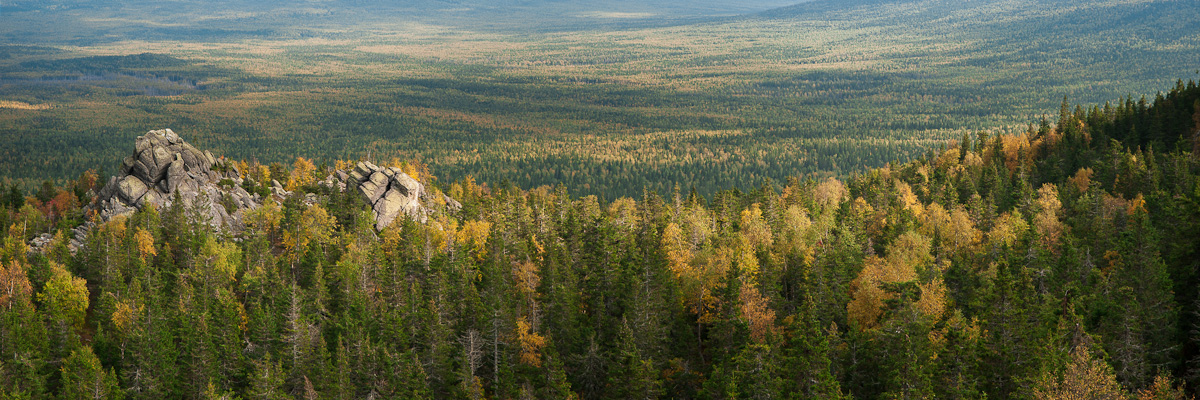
988, 211, 1028, 250
0, 259, 33, 309
134, 227, 156, 262
921, 203, 981, 254
282, 204, 336, 266
663, 220, 731, 322
286, 157, 317, 191
739, 203, 773, 250
516, 316, 546, 367
1034, 345, 1125, 400
40, 262, 90, 345
778, 204, 816, 267
662, 223, 693, 280
813, 177, 848, 211
458, 220, 492, 261
1137, 375, 1190, 400
897, 180, 924, 217
1069, 167, 1093, 193
847, 231, 930, 329
738, 283, 776, 343
1034, 184, 1064, 250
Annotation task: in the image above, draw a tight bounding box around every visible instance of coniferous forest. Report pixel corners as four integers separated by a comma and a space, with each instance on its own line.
1, 78, 1199, 399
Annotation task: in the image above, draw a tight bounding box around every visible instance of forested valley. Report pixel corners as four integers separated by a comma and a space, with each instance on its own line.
1, 78, 1198, 399
3, 0, 1197, 199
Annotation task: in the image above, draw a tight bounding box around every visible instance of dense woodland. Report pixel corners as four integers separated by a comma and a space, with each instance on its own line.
0, 80, 1198, 399
3, 0, 1197, 199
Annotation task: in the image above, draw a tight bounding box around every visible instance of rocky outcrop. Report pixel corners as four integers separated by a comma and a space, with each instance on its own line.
317, 162, 459, 230
91, 129, 259, 229
69, 129, 460, 251
338, 161, 429, 230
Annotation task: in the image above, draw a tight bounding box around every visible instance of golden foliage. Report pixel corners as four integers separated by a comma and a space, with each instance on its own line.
988, 211, 1028, 249
96, 215, 128, 245
252, 164, 271, 184
237, 160, 250, 179
680, 206, 713, 248
1127, 193, 1147, 216
1069, 167, 1093, 192
735, 234, 760, 281
111, 301, 143, 335
738, 203, 773, 250
1137, 375, 1191, 400
935, 147, 961, 171
946, 207, 982, 252
897, 180, 923, 216
607, 197, 640, 230
919, 203, 949, 240
963, 151, 984, 169
662, 223, 693, 279
813, 178, 848, 210
922, 204, 981, 253
1034, 345, 1125, 400
916, 276, 947, 320
244, 200, 282, 236
199, 236, 241, 285
512, 259, 541, 298
0, 260, 33, 308
738, 283, 776, 343
2, 224, 29, 264
283, 204, 337, 262
664, 223, 733, 321
1035, 184, 1064, 250
848, 256, 890, 330
77, 169, 99, 194
516, 316, 546, 367
286, 156, 317, 191
1001, 134, 1029, 173
388, 158, 430, 183
848, 231, 930, 329
39, 262, 90, 330
458, 220, 492, 261
778, 205, 815, 265
428, 217, 456, 254
694, 247, 732, 322
886, 231, 933, 274
0, 100, 51, 110
135, 228, 156, 261
461, 176, 485, 199
333, 159, 355, 173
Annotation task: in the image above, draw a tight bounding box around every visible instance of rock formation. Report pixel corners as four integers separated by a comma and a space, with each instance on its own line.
36, 129, 460, 255
91, 129, 259, 229
343, 161, 427, 230
316, 161, 462, 230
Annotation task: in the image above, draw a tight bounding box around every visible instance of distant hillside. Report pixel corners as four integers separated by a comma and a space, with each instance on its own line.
1, 0, 1196, 198
754, 0, 1200, 102
762, 0, 1200, 56
0, 0, 806, 43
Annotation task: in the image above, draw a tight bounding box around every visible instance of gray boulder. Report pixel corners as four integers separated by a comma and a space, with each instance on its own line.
338, 162, 440, 230
88, 129, 260, 231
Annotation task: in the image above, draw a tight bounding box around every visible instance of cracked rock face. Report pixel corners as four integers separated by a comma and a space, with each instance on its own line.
345, 161, 429, 230
92, 129, 258, 229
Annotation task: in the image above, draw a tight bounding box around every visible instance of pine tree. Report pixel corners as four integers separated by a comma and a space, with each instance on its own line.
58, 347, 123, 400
